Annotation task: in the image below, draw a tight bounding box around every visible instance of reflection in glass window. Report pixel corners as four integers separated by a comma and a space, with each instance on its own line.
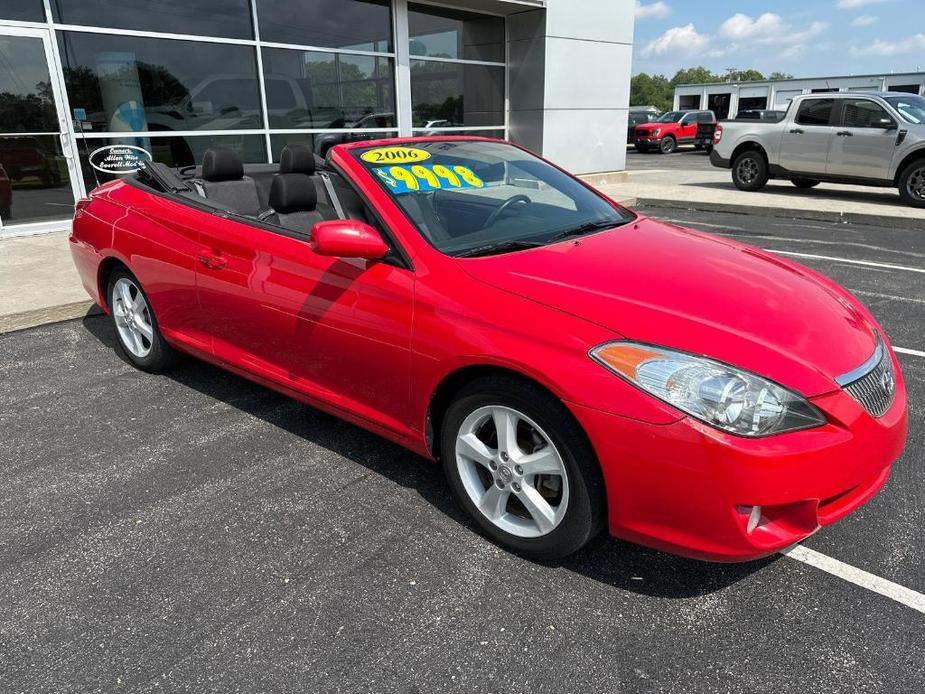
270, 131, 394, 160
0, 1, 44, 22
0, 136, 73, 224
76, 134, 266, 190
412, 129, 505, 140
0, 36, 58, 133
409, 4, 505, 62
411, 61, 504, 128
58, 32, 262, 133
262, 47, 395, 129
51, 0, 253, 40
257, 0, 392, 52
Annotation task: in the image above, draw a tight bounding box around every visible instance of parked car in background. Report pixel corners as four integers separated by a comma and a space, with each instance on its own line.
0, 164, 12, 219
314, 112, 396, 158
711, 92, 925, 207
627, 111, 657, 144
634, 110, 715, 154
735, 109, 786, 122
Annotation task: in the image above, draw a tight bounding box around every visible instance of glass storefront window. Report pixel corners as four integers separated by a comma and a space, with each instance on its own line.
0, 36, 59, 133
411, 61, 504, 128
409, 4, 505, 63
411, 128, 505, 139
51, 1, 254, 40
270, 130, 394, 160
262, 47, 395, 129
257, 0, 393, 52
57, 32, 262, 134
0, 1, 44, 22
75, 134, 267, 190
0, 136, 73, 224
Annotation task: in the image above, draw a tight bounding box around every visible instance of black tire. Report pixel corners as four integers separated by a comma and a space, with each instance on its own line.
732, 149, 769, 191
659, 136, 677, 154
0, 206, 10, 220
440, 376, 605, 560
898, 159, 925, 208
107, 268, 177, 372
792, 178, 820, 189
704, 144, 714, 154
634, 144, 650, 153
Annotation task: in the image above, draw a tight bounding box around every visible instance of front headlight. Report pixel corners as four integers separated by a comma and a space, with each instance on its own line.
590, 342, 826, 437
651, 128, 661, 136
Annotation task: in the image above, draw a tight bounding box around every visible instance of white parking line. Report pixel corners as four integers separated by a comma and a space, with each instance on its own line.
768, 250, 925, 274
782, 545, 925, 615
895, 346, 925, 358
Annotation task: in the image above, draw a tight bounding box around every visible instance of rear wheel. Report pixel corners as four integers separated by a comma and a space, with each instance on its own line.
732, 150, 769, 191
659, 136, 677, 154
440, 376, 605, 560
898, 159, 925, 208
792, 178, 820, 189
107, 269, 177, 372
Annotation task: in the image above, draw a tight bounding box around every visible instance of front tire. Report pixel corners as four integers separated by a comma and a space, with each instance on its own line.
732, 150, 769, 191
898, 159, 925, 208
107, 269, 177, 372
634, 144, 650, 153
440, 376, 605, 560
792, 178, 820, 189
659, 136, 677, 154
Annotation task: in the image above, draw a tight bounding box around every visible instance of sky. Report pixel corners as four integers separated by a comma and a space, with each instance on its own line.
632, 0, 925, 78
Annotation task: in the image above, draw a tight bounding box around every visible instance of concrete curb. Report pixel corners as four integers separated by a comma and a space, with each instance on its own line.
632, 196, 925, 231
0, 301, 101, 335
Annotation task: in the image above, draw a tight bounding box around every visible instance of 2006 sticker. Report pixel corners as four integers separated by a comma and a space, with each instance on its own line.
361, 147, 431, 165
374, 164, 485, 194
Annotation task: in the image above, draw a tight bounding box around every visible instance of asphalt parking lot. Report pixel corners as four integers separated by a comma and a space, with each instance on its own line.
2, 207, 924, 693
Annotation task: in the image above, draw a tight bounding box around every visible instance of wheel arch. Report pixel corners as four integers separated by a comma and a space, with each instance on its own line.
97, 255, 130, 310
894, 148, 925, 185
730, 140, 769, 165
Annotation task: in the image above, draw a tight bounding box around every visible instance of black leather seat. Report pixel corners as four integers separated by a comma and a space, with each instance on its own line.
277, 144, 335, 219
199, 148, 261, 216
267, 173, 324, 232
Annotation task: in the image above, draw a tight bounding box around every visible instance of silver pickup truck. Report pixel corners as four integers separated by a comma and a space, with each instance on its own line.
710, 92, 925, 208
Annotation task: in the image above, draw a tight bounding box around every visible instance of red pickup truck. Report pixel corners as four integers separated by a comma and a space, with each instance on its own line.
634, 110, 716, 154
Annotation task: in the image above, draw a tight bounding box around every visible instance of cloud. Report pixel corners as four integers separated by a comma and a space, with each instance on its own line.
635, 1, 672, 20
850, 15, 879, 26
836, 0, 887, 8
719, 13, 828, 45
640, 23, 710, 57
851, 33, 925, 56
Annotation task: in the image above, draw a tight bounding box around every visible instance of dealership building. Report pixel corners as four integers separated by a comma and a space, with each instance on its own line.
673, 71, 925, 120
0, 0, 634, 238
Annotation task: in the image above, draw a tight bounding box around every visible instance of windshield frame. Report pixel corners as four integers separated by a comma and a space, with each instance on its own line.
655, 111, 684, 123
349, 137, 637, 259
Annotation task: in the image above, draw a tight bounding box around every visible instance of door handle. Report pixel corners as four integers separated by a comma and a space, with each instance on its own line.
836, 130, 853, 137
789, 128, 804, 135
198, 251, 227, 270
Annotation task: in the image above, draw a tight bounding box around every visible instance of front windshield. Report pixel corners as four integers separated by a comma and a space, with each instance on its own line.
354, 140, 634, 257
885, 95, 925, 124
656, 111, 683, 123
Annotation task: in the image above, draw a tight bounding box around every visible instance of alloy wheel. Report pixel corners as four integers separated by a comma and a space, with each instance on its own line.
455, 405, 569, 538
112, 277, 154, 358
908, 165, 925, 201
737, 157, 759, 185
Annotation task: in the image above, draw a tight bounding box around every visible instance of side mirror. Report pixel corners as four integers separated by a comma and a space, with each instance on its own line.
310, 219, 389, 260
879, 118, 898, 130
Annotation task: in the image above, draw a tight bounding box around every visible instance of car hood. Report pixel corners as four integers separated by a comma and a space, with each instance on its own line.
458, 217, 877, 397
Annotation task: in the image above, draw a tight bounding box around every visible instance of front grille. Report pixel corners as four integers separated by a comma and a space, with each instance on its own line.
842, 346, 896, 418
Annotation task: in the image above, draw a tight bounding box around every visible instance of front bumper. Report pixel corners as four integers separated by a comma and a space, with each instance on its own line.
569, 357, 908, 562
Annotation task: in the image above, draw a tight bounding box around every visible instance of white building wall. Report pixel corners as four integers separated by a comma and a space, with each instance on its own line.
508, 0, 635, 174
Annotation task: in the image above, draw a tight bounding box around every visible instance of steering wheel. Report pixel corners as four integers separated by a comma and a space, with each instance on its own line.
483, 194, 531, 229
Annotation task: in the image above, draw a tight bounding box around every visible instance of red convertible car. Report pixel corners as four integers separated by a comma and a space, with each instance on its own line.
69, 137, 908, 562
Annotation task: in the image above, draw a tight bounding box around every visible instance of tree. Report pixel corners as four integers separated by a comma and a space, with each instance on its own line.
768, 71, 795, 81
723, 69, 765, 83
669, 66, 720, 87
630, 72, 673, 111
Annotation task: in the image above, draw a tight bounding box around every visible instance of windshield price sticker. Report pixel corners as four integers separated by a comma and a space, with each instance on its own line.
374, 164, 485, 194
361, 147, 431, 165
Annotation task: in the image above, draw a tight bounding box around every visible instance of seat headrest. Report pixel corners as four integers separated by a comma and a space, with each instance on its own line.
269, 173, 318, 214
202, 147, 244, 182
280, 144, 316, 175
